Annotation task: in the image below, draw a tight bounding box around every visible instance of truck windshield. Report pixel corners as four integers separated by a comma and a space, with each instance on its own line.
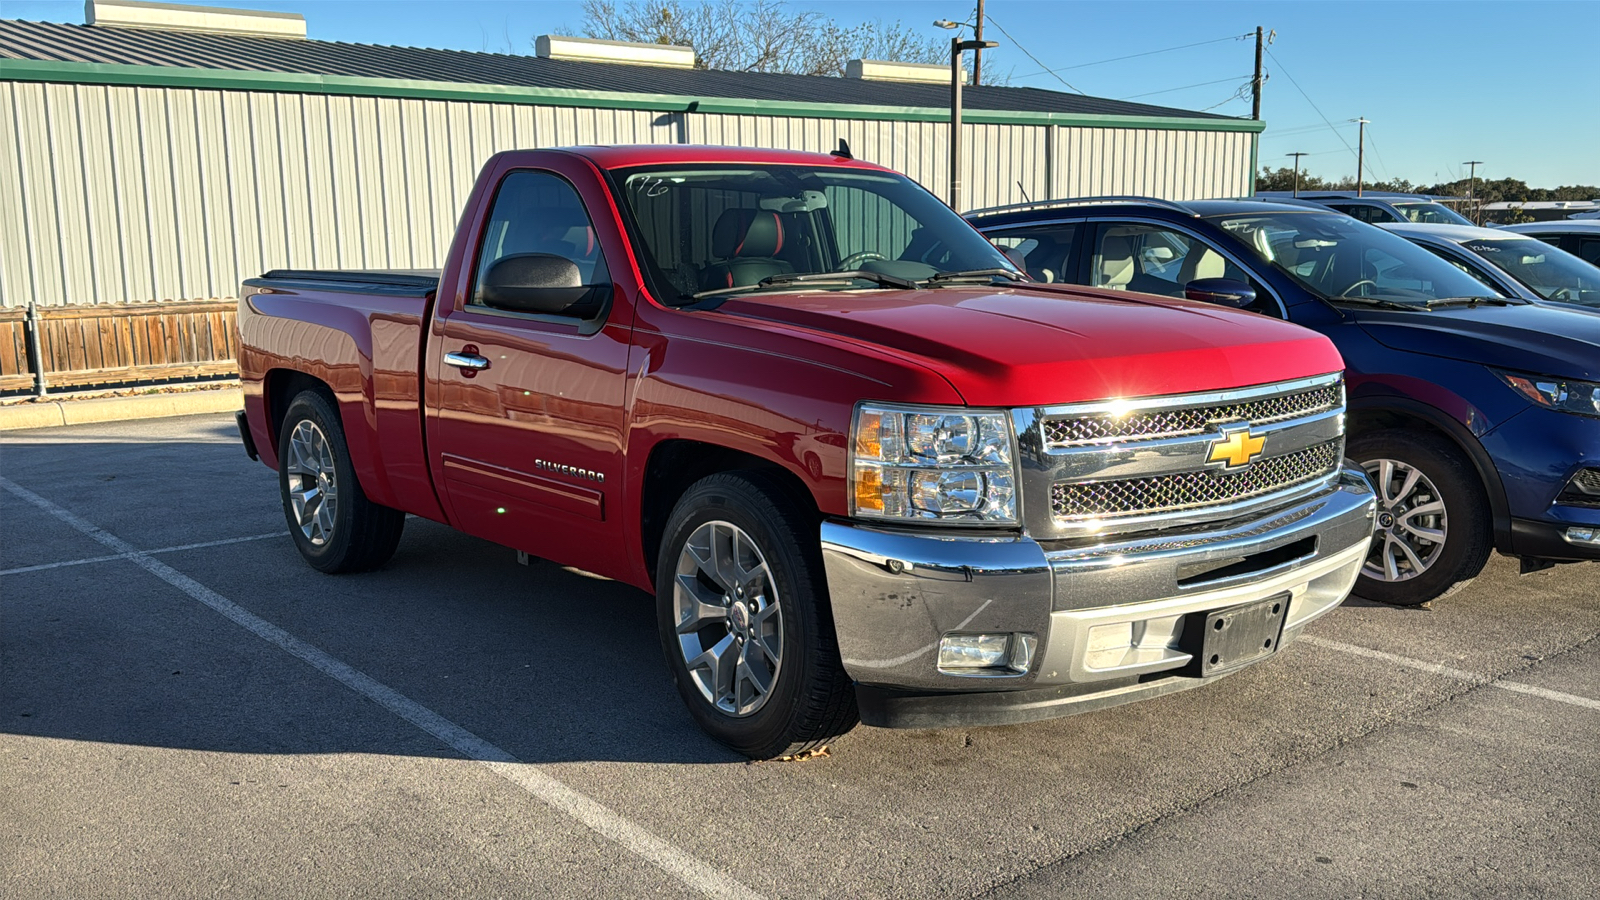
1207, 210, 1507, 307
609, 164, 1018, 302
1393, 202, 1473, 226
1462, 238, 1600, 306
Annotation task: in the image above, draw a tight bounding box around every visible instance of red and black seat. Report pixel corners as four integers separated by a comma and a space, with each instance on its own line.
701, 209, 795, 290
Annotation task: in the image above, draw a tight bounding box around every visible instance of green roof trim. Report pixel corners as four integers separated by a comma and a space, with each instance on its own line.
0, 58, 1267, 133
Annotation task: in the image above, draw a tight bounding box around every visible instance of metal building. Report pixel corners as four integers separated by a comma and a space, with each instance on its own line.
0, 0, 1263, 310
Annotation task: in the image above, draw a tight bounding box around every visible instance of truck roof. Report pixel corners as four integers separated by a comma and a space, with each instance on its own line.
506, 144, 895, 172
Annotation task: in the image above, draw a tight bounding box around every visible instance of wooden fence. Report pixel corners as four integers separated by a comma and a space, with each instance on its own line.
0, 301, 240, 395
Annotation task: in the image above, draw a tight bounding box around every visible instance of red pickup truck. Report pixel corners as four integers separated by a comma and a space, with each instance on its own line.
237, 145, 1376, 759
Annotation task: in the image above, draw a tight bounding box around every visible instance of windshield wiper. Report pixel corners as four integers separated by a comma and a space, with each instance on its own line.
1422, 296, 1520, 308
922, 268, 1026, 285
688, 269, 920, 301
1327, 296, 1424, 311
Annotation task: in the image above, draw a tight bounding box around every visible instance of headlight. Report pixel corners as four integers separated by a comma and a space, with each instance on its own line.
851, 403, 1018, 525
1495, 370, 1600, 418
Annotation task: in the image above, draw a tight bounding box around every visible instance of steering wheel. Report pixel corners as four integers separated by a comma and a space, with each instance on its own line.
838, 250, 888, 270
1340, 279, 1378, 298
1553, 287, 1577, 301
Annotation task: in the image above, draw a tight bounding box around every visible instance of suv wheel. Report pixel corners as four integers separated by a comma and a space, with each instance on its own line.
1348, 429, 1491, 606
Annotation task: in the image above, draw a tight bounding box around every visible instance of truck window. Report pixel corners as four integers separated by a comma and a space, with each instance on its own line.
472, 171, 610, 311
611, 164, 1017, 301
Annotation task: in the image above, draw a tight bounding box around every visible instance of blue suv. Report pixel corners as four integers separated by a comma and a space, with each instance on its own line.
969, 197, 1600, 605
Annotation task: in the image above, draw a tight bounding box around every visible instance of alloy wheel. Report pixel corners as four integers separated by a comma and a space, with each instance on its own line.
285, 420, 338, 546
1361, 457, 1448, 582
672, 520, 784, 717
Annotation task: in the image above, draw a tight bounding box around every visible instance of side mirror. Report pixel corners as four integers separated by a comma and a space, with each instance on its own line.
1184, 277, 1256, 308
480, 253, 610, 318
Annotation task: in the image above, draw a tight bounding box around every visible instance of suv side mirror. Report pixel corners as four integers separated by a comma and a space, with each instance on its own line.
480, 253, 610, 318
1184, 277, 1256, 308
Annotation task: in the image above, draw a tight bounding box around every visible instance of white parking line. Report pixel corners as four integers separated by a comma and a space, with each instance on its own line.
0, 532, 285, 576
0, 476, 763, 900
1301, 635, 1600, 712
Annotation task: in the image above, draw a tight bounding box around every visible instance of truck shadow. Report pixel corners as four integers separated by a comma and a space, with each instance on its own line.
1, 427, 747, 766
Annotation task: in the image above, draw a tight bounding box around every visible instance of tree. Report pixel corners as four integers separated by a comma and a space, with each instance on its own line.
1255, 166, 1414, 194
577, 0, 949, 77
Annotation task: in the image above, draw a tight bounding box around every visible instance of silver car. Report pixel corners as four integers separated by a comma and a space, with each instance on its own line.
1379, 222, 1600, 312
1257, 191, 1474, 226
1499, 220, 1600, 267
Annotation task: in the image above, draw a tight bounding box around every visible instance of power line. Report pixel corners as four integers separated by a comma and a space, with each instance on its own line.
1261, 122, 1357, 139
1201, 80, 1255, 112
1014, 32, 1253, 80
1363, 126, 1392, 180
1263, 46, 1357, 163
981, 14, 1084, 93
1118, 75, 1249, 101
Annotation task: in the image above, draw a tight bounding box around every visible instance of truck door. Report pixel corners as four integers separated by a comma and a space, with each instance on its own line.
428, 165, 635, 576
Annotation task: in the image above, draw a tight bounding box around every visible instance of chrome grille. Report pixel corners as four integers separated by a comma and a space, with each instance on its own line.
1051, 440, 1343, 521
1044, 384, 1341, 447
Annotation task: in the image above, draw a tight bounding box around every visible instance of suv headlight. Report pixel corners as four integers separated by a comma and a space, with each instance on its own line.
1495, 370, 1600, 418
851, 403, 1018, 525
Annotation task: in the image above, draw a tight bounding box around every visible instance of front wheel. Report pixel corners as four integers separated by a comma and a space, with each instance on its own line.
655, 472, 858, 759
1348, 429, 1491, 606
278, 390, 406, 574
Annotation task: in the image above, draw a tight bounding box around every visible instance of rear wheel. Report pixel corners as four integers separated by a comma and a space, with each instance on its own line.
278, 391, 405, 573
1348, 429, 1491, 606
655, 472, 857, 759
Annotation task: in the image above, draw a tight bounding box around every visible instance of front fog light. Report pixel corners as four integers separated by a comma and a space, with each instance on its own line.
938, 633, 1036, 673
1564, 527, 1599, 545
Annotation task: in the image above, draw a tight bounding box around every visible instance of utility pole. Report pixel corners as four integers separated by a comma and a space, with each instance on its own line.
973, 0, 986, 86
1287, 151, 1308, 197
1252, 26, 1264, 120
1462, 159, 1484, 223
1353, 117, 1369, 196
947, 34, 998, 211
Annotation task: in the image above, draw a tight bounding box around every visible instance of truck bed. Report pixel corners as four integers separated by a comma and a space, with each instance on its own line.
245, 269, 441, 297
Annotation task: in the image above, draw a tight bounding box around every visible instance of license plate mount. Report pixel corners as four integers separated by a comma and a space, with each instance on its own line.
1181, 594, 1290, 677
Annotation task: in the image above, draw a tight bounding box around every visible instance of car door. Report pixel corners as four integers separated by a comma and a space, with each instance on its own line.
983, 223, 1080, 283
428, 163, 636, 575
1576, 237, 1600, 267
1080, 220, 1281, 315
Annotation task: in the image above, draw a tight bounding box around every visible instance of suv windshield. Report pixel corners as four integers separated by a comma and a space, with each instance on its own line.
610, 164, 1017, 301
1393, 201, 1474, 226
1463, 238, 1600, 306
1207, 210, 1505, 306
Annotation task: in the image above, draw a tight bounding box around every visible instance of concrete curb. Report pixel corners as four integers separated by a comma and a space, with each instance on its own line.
0, 388, 243, 431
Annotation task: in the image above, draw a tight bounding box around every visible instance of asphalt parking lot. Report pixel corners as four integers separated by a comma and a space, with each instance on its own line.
3, 413, 1598, 899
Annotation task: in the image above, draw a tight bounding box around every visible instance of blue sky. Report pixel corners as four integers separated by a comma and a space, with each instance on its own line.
12, 0, 1598, 187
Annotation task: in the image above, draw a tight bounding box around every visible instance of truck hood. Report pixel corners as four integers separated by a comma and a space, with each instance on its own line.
1353, 303, 1600, 381
708, 286, 1343, 407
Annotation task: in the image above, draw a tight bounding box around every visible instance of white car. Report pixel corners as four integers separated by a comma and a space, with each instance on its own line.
1379, 222, 1600, 312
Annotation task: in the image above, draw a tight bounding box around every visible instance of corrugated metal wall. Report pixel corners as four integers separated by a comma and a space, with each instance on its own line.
0, 79, 1256, 308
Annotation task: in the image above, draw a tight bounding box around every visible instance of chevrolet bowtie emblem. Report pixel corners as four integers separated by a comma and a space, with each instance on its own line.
1208, 428, 1266, 469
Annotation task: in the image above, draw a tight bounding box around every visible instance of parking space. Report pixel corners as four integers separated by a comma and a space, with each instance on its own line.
4, 413, 1598, 899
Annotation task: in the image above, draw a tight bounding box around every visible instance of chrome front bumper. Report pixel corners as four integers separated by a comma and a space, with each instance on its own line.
821, 465, 1377, 726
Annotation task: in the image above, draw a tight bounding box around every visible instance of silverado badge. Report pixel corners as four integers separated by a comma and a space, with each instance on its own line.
1208, 427, 1266, 469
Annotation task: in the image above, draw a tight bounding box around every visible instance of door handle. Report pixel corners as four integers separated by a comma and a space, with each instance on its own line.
444, 351, 490, 371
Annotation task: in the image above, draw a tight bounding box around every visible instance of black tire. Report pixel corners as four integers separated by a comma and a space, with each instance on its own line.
655, 472, 858, 759
277, 390, 405, 574
1348, 429, 1492, 606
